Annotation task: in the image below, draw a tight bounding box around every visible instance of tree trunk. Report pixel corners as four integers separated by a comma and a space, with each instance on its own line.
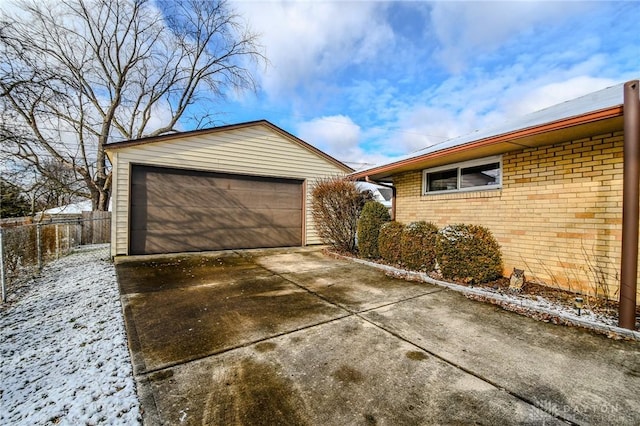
91, 187, 110, 211
98, 189, 110, 211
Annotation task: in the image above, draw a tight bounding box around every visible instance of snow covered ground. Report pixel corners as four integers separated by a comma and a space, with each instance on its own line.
0, 245, 141, 425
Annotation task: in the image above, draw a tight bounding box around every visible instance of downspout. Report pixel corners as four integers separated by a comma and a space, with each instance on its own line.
391, 185, 396, 221
620, 80, 640, 330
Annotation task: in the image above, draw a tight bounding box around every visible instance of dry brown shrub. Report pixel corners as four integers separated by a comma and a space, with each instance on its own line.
311, 177, 372, 253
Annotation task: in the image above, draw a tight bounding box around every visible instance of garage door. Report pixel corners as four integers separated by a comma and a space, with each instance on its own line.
130, 165, 303, 255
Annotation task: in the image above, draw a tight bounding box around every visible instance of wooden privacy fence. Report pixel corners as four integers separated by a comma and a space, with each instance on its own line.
81, 211, 111, 245
0, 212, 111, 302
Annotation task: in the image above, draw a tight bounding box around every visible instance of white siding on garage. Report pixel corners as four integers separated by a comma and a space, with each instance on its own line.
108, 123, 349, 256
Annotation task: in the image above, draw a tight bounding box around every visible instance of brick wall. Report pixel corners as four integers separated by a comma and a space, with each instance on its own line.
395, 131, 628, 298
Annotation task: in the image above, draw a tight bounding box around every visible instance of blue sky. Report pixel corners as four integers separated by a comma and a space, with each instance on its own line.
214, 1, 638, 169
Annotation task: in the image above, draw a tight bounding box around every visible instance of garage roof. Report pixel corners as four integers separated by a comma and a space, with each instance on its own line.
352, 82, 628, 181
105, 119, 353, 173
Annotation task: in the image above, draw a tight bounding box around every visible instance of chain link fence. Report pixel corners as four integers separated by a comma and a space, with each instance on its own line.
0, 212, 111, 303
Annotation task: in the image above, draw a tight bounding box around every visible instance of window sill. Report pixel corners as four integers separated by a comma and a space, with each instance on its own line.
421, 188, 502, 201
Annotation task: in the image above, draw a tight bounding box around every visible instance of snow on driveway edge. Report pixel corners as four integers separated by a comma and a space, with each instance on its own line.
341, 253, 640, 341
1, 245, 141, 425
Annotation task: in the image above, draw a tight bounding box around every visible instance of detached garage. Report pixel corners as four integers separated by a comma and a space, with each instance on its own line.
106, 120, 352, 256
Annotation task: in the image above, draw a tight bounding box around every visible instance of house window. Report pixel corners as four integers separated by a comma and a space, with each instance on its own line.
423, 156, 502, 194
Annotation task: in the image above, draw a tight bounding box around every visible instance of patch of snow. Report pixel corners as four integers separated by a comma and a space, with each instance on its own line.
42, 199, 113, 215
343, 253, 640, 340
43, 200, 94, 214
485, 288, 620, 327
439, 225, 468, 242
0, 245, 141, 425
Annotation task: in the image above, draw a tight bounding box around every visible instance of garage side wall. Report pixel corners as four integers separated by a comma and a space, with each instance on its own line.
394, 130, 629, 299
109, 125, 348, 256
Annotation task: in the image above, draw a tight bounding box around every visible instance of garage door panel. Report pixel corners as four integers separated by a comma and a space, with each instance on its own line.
141, 179, 298, 198
137, 172, 296, 192
133, 185, 301, 211
136, 206, 303, 231
130, 165, 303, 254
131, 188, 301, 213
135, 226, 303, 255
137, 169, 295, 193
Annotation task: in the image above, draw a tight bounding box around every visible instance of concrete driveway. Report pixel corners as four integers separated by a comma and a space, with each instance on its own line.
115, 247, 640, 425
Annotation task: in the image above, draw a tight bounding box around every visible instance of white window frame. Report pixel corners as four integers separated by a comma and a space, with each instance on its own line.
422, 155, 502, 195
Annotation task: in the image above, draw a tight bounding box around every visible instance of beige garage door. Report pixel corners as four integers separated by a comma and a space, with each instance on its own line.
130, 165, 303, 255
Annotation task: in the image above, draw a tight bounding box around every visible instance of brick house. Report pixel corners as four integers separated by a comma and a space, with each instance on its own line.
352, 81, 640, 300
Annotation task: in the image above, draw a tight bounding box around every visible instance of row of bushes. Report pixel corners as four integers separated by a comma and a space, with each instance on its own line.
357, 201, 503, 284
309, 179, 503, 284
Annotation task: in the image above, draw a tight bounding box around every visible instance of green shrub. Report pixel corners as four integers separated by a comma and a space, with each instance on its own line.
311, 176, 373, 253
378, 221, 404, 264
357, 201, 391, 258
400, 221, 439, 271
436, 224, 503, 284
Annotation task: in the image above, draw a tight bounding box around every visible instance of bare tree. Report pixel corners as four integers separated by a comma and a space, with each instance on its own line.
0, 0, 264, 210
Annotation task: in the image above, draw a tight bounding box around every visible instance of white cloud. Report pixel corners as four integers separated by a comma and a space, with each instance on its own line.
389, 106, 459, 153
297, 114, 360, 157
430, 1, 593, 72
356, 101, 494, 165
232, 1, 394, 99
296, 114, 391, 168
502, 76, 618, 116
